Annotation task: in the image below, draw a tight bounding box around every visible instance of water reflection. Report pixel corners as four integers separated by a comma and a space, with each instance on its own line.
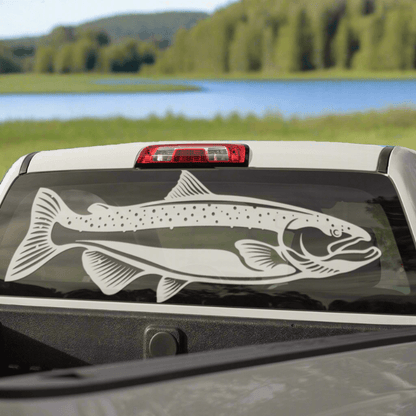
1, 79, 416, 122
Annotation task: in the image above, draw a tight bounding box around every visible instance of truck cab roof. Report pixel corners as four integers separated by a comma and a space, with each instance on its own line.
24, 141, 391, 172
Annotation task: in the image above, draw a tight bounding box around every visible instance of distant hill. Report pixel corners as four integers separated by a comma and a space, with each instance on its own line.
77, 12, 209, 46
2, 11, 209, 52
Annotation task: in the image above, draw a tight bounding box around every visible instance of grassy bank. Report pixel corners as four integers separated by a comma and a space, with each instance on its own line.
3, 70, 416, 95
1, 107, 415, 178
140, 68, 416, 81
0, 74, 199, 94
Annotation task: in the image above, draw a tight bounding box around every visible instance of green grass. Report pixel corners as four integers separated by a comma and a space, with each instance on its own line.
1, 107, 416, 178
141, 68, 416, 81
3, 70, 416, 95
0, 74, 199, 94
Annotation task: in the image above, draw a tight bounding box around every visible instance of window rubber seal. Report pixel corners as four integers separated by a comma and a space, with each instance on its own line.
377, 146, 394, 174
19, 152, 38, 175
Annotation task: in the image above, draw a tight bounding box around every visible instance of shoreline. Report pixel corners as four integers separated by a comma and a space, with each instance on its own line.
2, 70, 416, 94
0, 74, 199, 94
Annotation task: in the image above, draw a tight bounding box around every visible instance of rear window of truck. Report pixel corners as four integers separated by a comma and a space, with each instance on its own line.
0, 168, 415, 314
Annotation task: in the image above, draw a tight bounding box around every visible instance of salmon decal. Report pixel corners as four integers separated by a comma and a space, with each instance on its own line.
5, 171, 382, 302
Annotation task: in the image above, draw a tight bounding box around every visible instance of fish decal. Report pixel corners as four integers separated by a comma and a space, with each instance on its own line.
5, 171, 382, 303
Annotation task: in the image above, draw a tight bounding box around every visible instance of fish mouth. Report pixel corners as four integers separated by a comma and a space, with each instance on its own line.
323, 235, 381, 262
292, 230, 381, 263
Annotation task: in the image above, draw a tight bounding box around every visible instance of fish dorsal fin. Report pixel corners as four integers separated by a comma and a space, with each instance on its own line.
235, 240, 296, 274
165, 171, 213, 200
157, 276, 190, 303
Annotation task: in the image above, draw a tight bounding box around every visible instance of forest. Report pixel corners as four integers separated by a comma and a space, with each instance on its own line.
0, 25, 159, 74
2, 0, 416, 75
156, 0, 416, 74
0, 12, 207, 75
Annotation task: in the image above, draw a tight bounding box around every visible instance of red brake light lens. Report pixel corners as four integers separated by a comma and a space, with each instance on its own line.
136, 144, 248, 167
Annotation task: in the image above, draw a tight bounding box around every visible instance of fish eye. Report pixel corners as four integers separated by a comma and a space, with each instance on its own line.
331, 229, 342, 238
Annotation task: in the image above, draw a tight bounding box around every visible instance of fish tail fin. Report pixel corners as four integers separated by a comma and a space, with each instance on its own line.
5, 188, 69, 282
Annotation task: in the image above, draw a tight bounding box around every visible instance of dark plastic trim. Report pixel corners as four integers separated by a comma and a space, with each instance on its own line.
19, 152, 38, 175
377, 146, 394, 174
0, 326, 415, 399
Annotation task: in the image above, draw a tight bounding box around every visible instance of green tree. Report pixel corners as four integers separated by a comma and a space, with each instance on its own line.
229, 22, 251, 72
99, 39, 142, 73
137, 41, 158, 66
190, 5, 241, 74
72, 39, 98, 72
33, 46, 55, 73
54, 44, 73, 73
96, 46, 110, 72
334, 18, 353, 69
378, 7, 411, 70
246, 22, 263, 71
0, 43, 21, 73
406, 8, 416, 69
262, 25, 276, 73
184, 19, 210, 73
309, 7, 327, 70
229, 21, 263, 72
275, 6, 313, 72
186, 21, 206, 72
47, 26, 76, 47
171, 27, 191, 73
345, 0, 364, 17
351, 12, 384, 71
203, 16, 231, 73
210, 5, 243, 73
153, 47, 175, 74
99, 44, 120, 73
118, 39, 141, 72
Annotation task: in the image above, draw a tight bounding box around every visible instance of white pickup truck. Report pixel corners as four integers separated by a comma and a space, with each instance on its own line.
0, 141, 415, 415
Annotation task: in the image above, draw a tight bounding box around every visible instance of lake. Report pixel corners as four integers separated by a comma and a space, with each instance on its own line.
1, 79, 416, 122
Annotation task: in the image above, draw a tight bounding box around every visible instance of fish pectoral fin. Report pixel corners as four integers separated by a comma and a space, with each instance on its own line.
82, 250, 146, 295
157, 276, 190, 303
235, 240, 296, 274
165, 171, 214, 200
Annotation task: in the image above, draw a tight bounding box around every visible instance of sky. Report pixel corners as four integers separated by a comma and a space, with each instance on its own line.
0, 0, 238, 39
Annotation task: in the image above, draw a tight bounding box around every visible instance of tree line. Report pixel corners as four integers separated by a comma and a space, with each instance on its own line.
0, 26, 158, 74
154, 0, 416, 74
3, 0, 416, 75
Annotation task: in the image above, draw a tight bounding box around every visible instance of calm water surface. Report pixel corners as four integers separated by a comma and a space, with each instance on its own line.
1, 79, 415, 122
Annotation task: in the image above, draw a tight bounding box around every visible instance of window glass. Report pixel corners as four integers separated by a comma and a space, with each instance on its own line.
0, 169, 415, 314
